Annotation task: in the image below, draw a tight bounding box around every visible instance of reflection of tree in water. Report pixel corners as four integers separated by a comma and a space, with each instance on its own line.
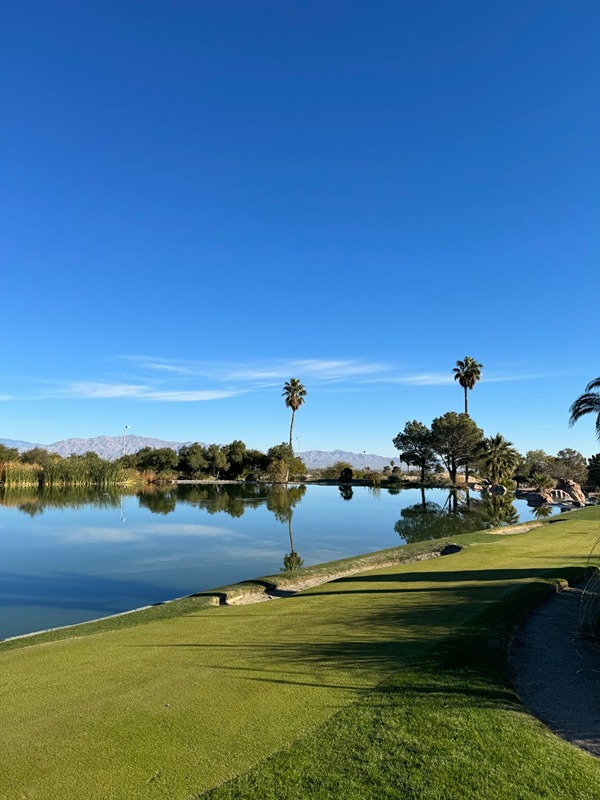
394, 489, 520, 543
266, 484, 307, 572
532, 504, 554, 519
137, 489, 177, 515
0, 485, 125, 516
339, 484, 353, 501
282, 551, 304, 571
475, 491, 520, 527
175, 483, 265, 517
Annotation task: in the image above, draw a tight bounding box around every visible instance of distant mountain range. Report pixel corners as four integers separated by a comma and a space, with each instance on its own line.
0, 436, 397, 471
0, 435, 194, 461
299, 449, 399, 471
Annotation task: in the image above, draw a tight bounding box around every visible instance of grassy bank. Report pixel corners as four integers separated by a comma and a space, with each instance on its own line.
1, 508, 599, 799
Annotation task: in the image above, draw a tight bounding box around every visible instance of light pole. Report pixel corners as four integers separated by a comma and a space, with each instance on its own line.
122, 425, 130, 458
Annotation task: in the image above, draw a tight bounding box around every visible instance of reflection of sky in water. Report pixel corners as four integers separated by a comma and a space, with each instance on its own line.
0, 486, 561, 639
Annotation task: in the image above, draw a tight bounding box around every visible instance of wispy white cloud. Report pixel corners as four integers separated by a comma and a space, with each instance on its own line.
124, 356, 388, 384
60, 382, 149, 399
26, 358, 390, 406
0, 394, 13, 401
386, 373, 455, 386
22, 357, 556, 408
143, 390, 240, 401
480, 372, 558, 384
50, 382, 240, 402
362, 370, 557, 387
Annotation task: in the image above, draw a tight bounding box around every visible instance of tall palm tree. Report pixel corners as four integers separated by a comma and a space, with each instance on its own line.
569, 377, 600, 439
282, 378, 307, 448
453, 356, 483, 416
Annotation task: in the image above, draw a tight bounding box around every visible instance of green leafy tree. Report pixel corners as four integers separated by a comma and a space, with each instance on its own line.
431, 412, 483, 484
551, 448, 588, 484
244, 449, 270, 480
136, 447, 179, 474
20, 447, 56, 467
520, 450, 553, 482
321, 461, 353, 479
392, 420, 437, 484
587, 454, 600, 490
267, 459, 289, 483
178, 443, 208, 478
266, 443, 300, 483
222, 440, 247, 479
476, 434, 519, 485
453, 356, 483, 416
282, 378, 307, 448
569, 377, 600, 439
0, 444, 19, 462
205, 444, 229, 480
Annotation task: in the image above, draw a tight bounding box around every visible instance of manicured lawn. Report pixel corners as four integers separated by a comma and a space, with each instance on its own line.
1, 508, 599, 799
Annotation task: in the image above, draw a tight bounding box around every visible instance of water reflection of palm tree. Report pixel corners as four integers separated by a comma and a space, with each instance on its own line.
282, 549, 304, 571
265, 484, 307, 572
394, 487, 520, 543
282, 513, 304, 571
477, 490, 519, 527
532, 504, 554, 519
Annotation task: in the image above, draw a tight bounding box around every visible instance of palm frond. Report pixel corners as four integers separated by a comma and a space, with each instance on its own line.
569, 377, 600, 439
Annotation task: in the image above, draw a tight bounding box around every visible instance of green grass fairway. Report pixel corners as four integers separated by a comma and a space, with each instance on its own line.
1, 508, 599, 799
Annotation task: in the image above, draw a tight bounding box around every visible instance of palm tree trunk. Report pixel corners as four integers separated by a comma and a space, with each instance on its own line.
289, 409, 295, 448
464, 387, 469, 484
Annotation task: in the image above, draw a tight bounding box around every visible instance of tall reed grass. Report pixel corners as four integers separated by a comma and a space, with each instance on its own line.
0, 462, 42, 487
0, 456, 127, 488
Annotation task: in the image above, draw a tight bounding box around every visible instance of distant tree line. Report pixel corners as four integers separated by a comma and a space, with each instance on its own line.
0, 440, 307, 487
391, 417, 597, 490
388, 359, 600, 492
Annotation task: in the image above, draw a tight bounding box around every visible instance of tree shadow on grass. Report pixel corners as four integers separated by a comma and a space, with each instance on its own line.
312, 565, 588, 588
134, 565, 586, 693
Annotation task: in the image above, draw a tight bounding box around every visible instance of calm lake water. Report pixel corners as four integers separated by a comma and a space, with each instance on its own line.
0, 483, 560, 640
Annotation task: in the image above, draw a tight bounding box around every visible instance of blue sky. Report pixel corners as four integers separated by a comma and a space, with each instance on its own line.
1, 1, 598, 457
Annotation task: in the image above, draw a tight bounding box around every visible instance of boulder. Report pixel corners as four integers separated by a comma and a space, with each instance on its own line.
556, 478, 587, 507
537, 488, 556, 504
522, 489, 554, 506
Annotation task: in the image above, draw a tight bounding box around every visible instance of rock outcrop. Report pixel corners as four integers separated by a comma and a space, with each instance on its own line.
556, 479, 587, 507
517, 488, 555, 505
